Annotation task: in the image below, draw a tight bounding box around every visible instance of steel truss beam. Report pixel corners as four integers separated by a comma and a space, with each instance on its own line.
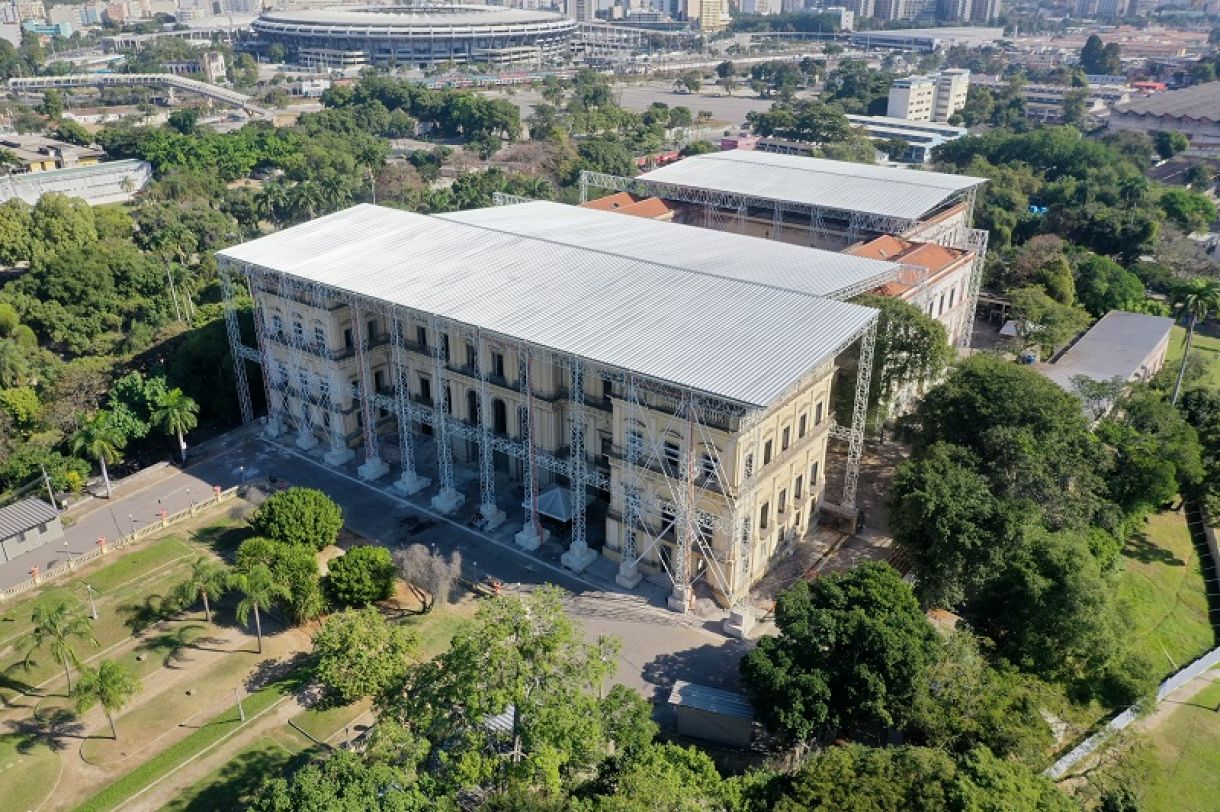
579, 171, 923, 247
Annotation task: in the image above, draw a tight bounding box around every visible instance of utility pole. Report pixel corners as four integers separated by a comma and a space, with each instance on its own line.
84, 583, 98, 621
39, 463, 58, 511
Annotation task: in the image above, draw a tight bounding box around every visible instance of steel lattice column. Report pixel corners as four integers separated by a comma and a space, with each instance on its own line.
841, 319, 878, 513
390, 315, 429, 495
615, 374, 643, 589
667, 394, 697, 613
218, 265, 254, 426
427, 316, 463, 514
351, 301, 389, 480
561, 360, 596, 572
514, 349, 546, 551
475, 332, 505, 528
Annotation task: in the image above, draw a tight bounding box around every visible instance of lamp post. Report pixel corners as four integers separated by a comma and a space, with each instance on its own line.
239, 465, 246, 485
84, 583, 98, 621
128, 514, 136, 536
186, 487, 194, 509
236, 688, 245, 722
63, 540, 72, 568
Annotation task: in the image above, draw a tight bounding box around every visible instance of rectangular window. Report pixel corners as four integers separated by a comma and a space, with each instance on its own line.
700, 452, 717, 480
276, 361, 288, 385
343, 327, 353, 349
810, 461, 819, 485
795, 474, 803, 499
778, 489, 787, 513
416, 325, 428, 349
602, 379, 613, 402
493, 352, 505, 379
466, 343, 477, 370
798, 414, 807, 438
696, 512, 715, 543
938, 293, 946, 316
292, 320, 303, 341
444, 384, 452, 414
661, 504, 676, 531
949, 287, 956, 308
419, 376, 431, 403
373, 370, 385, 393
367, 319, 378, 342
441, 334, 450, 362
313, 325, 325, 347
663, 440, 681, 469
627, 429, 644, 459
272, 314, 283, 335
760, 503, 770, 530
782, 426, 791, 451
600, 434, 612, 458
743, 453, 754, 479
815, 402, 824, 426
763, 439, 773, 465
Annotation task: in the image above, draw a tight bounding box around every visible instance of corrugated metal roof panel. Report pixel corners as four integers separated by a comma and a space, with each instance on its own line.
1040, 310, 1175, 393
218, 204, 878, 408
0, 498, 58, 540
441, 201, 900, 301
636, 151, 986, 221
668, 680, 755, 720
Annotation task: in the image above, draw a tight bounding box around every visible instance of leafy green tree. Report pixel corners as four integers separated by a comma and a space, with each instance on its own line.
911, 631, 1052, 764
581, 743, 727, 811
249, 750, 430, 811
70, 410, 126, 499
1095, 390, 1204, 513
1169, 277, 1220, 404
232, 563, 289, 654
236, 536, 325, 625
39, 88, 63, 119
852, 295, 950, 428
1153, 129, 1189, 160
28, 193, 96, 266
150, 387, 198, 462
171, 557, 229, 623
392, 586, 620, 793
326, 545, 397, 607
21, 601, 98, 693
166, 108, 199, 136
1080, 34, 1120, 75
1074, 254, 1147, 317
313, 606, 417, 705
249, 486, 343, 550
74, 659, 139, 739
1159, 187, 1217, 232
0, 198, 31, 265
741, 563, 940, 743
1007, 285, 1092, 357
889, 443, 1019, 608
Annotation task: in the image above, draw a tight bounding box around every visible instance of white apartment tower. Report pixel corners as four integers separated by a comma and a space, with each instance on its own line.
888, 69, 971, 122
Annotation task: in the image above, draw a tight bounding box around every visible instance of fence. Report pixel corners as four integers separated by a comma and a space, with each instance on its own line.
0, 485, 241, 605
1046, 504, 1220, 779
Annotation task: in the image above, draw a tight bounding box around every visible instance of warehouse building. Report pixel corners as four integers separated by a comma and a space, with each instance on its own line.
580, 150, 988, 346
217, 203, 889, 613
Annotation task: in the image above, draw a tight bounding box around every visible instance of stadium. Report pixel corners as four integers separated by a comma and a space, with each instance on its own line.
250, 5, 577, 70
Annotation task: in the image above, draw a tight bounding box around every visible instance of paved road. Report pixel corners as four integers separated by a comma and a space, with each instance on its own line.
8, 425, 748, 700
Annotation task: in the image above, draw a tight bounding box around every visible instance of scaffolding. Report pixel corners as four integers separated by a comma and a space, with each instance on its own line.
219, 259, 877, 613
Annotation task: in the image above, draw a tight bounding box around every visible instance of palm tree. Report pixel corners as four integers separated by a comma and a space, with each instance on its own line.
21, 601, 98, 694
70, 411, 126, 499
74, 659, 139, 740
173, 557, 229, 624
232, 564, 287, 654
151, 388, 199, 464
1170, 278, 1220, 404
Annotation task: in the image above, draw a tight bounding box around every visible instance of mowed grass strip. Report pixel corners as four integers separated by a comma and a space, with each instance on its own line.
0, 731, 61, 812
1118, 510, 1216, 677
159, 731, 314, 812
1132, 675, 1220, 812
73, 678, 289, 812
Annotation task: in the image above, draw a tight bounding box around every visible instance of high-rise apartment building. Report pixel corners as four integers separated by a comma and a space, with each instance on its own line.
888, 69, 971, 122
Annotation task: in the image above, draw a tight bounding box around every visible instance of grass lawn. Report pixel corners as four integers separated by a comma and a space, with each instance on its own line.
1167, 325, 1220, 390
73, 674, 291, 812
1117, 509, 1216, 676
0, 732, 61, 812
158, 732, 313, 812
1132, 675, 1220, 812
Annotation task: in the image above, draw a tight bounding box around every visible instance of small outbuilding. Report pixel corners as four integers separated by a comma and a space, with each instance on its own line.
0, 497, 62, 563
668, 680, 755, 748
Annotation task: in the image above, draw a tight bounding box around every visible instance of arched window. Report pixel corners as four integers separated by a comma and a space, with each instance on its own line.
493, 398, 508, 434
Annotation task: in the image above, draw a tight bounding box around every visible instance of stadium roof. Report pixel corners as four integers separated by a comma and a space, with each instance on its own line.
218, 204, 877, 408
441, 201, 901, 300
1113, 81, 1220, 123
254, 5, 569, 29
1039, 310, 1174, 396
634, 151, 986, 222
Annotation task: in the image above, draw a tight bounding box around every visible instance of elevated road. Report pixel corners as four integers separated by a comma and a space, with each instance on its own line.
7, 73, 268, 116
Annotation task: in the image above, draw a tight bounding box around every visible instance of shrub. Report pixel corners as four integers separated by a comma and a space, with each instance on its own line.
249, 487, 343, 550
326, 545, 396, 607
